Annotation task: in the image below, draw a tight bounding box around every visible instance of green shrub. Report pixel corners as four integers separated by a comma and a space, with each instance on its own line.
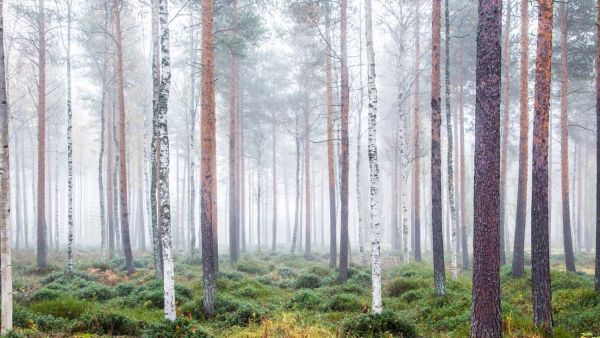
551, 270, 591, 290
113, 282, 136, 297
277, 266, 297, 279
308, 265, 331, 277
216, 295, 267, 326
400, 290, 420, 303
71, 310, 144, 336
29, 288, 64, 302
348, 270, 371, 288
295, 273, 321, 289
219, 270, 245, 281
387, 278, 419, 297
287, 289, 321, 310
236, 258, 267, 274
29, 297, 92, 320
77, 282, 114, 301
143, 318, 211, 338
232, 282, 266, 299
341, 310, 417, 337
322, 293, 362, 312
14, 306, 67, 332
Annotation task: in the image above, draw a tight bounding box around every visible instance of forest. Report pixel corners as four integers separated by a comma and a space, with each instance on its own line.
0, 0, 598, 337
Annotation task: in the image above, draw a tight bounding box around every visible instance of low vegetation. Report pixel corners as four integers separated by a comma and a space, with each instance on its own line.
6, 250, 600, 337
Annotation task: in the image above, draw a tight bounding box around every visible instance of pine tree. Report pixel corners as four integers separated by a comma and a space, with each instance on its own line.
37, 0, 47, 270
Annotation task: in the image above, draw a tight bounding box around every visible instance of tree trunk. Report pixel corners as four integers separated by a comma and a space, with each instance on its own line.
113, 0, 134, 275
413, 0, 421, 262
200, 0, 217, 316
559, 3, 576, 273
458, 51, 469, 268
470, 0, 502, 336
499, 0, 512, 266
443, 0, 458, 280
156, 0, 175, 319
228, 0, 239, 263
597, 0, 600, 291
304, 101, 311, 258
66, 0, 74, 274
431, 0, 446, 296
99, 14, 108, 261
325, 0, 337, 269
37, 0, 47, 270
272, 111, 277, 253
356, 2, 365, 263
0, 4, 13, 330
365, 0, 381, 313
512, 0, 530, 278
531, 0, 554, 332
187, 5, 197, 257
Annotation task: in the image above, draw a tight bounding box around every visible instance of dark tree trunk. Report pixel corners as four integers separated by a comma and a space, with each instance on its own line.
470, 0, 503, 336
512, 0, 530, 278
559, 3, 576, 273
431, 0, 446, 296
531, 0, 554, 333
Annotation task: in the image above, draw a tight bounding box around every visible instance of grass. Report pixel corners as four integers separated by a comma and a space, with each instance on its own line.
6, 249, 600, 337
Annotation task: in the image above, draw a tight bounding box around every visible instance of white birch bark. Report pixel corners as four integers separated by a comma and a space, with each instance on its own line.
65, 0, 74, 274
0, 1, 13, 330
365, 0, 382, 314
157, 0, 175, 320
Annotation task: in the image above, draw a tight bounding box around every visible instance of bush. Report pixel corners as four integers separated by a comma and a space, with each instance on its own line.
277, 266, 297, 279
308, 265, 331, 277
143, 318, 211, 338
322, 293, 362, 312
387, 278, 419, 297
216, 295, 267, 326
295, 273, 321, 289
236, 258, 267, 274
341, 310, 417, 338
348, 270, 371, 288
29, 288, 64, 302
29, 298, 92, 320
400, 290, 420, 303
113, 282, 136, 297
14, 306, 67, 332
77, 283, 114, 301
287, 289, 321, 310
71, 310, 144, 336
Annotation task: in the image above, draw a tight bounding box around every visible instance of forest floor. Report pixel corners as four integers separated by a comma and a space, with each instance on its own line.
7, 249, 600, 337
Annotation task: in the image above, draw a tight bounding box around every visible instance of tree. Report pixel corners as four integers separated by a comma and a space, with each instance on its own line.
113, 0, 134, 276
531, 0, 554, 332
470, 0, 502, 336
228, 0, 240, 264
596, 0, 600, 292
200, 0, 218, 317
444, 0, 458, 280
458, 50, 469, 269
412, 0, 421, 262
499, 0, 512, 266
304, 100, 311, 259
512, 0, 530, 278
431, 0, 446, 296
64, 0, 74, 275
271, 110, 277, 253
37, 0, 47, 270
0, 0, 13, 331
559, 3, 576, 273
365, 0, 381, 313
325, 0, 337, 269
338, 0, 350, 284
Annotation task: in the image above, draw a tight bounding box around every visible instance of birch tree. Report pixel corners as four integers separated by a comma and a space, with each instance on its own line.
37, 0, 47, 270
365, 0, 381, 314
0, 0, 13, 331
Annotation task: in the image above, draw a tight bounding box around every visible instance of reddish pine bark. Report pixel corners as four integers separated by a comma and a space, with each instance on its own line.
470, 0, 503, 336
531, 0, 554, 333
431, 0, 446, 296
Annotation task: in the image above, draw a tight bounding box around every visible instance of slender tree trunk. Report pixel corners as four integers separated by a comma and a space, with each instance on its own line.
531, 0, 554, 332
291, 137, 300, 254
14, 132, 21, 251
365, 0, 381, 313
304, 101, 311, 258
200, 0, 217, 316
458, 51, 469, 268
187, 5, 197, 257
338, 0, 350, 284
499, 0, 512, 266
413, 0, 421, 262
512, 0, 530, 278
0, 3, 13, 330
66, 0, 74, 274
99, 24, 108, 262
325, 0, 337, 268
443, 0, 458, 280
356, 1, 365, 264
596, 0, 600, 291
239, 95, 246, 253
559, 4, 576, 273
37, 0, 47, 270
272, 111, 277, 253
470, 0, 502, 336
113, 0, 134, 275
22, 136, 28, 249
431, 0, 446, 296
228, 0, 239, 263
